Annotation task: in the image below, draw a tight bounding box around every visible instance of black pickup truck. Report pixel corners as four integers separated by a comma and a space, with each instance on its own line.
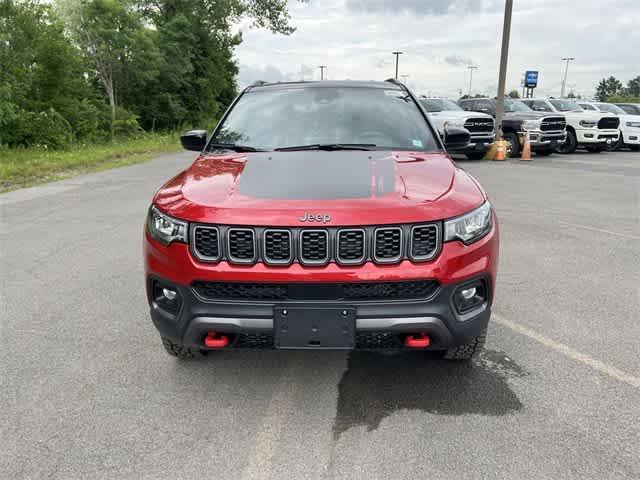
458, 98, 566, 156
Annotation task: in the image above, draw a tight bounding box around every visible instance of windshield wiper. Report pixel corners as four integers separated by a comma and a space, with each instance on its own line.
274, 143, 377, 152
207, 143, 262, 152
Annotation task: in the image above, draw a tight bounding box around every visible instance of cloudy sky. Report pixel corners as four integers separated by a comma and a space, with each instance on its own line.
235, 0, 639, 99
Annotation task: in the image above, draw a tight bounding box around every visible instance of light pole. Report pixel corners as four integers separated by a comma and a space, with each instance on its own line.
560, 57, 574, 98
318, 65, 327, 80
392, 51, 403, 79
494, 0, 513, 142
467, 65, 478, 96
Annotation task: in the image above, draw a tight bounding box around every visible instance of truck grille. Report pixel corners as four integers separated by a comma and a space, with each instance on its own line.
191, 222, 441, 266
464, 117, 494, 133
598, 117, 620, 129
192, 279, 439, 302
540, 117, 566, 131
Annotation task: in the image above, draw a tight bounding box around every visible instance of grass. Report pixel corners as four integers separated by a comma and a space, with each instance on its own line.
0, 133, 181, 192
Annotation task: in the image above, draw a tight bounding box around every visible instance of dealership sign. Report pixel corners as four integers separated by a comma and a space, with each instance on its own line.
524, 71, 539, 88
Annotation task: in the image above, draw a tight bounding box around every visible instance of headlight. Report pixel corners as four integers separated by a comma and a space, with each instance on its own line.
147, 206, 187, 246
522, 119, 541, 131
444, 201, 492, 244
579, 120, 597, 128
626, 121, 640, 128
444, 120, 465, 129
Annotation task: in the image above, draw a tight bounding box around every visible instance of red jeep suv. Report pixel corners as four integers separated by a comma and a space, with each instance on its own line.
144, 80, 499, 360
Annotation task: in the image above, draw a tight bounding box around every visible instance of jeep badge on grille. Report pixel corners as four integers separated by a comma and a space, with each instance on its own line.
299, 212, 331, 223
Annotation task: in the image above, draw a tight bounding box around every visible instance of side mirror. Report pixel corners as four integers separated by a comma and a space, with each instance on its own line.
180, 129, 207, 151
443, 126, 471, 151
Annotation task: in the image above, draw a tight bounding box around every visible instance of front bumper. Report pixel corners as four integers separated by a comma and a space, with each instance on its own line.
520, 130, 566, 150
621, 129, 640, 145
145, 217, 499, 351
453, 134, 495, 154
575, 128, 620, 144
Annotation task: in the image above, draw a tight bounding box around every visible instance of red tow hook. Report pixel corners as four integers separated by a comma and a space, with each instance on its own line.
404, 332, 430, 348
204, 331, 230, 349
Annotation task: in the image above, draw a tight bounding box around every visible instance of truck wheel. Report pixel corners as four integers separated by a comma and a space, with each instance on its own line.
608, 135, 623, 151
161, 337, 204, 359
630, 145, 640, 151
535, 148, 554, 156
465, 152, 486, 160
443, 329, 486, 361
504, 132, 520, 157
555, 129, 577, 154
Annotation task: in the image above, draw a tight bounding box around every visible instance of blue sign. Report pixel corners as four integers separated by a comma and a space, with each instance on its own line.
525, 70, 539, 88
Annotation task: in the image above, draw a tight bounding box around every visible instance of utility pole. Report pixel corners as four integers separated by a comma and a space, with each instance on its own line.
318, 65, 327, 80
560, 57, 574, 98
494, 0, 513, 141
467, 65, 478, 96
392, 51, 403, 79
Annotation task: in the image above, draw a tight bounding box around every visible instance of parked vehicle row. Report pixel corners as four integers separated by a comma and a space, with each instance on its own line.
422, 94, 640, 158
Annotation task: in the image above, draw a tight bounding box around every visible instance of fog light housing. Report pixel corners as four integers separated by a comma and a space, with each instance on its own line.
152, 280, 182, 315
453, 280, 487, 315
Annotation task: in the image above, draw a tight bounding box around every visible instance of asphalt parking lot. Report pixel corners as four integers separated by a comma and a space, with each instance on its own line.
1, 149, 639, 479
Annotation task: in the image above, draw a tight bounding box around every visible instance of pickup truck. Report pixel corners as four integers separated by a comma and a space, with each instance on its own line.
520, 98, 620, 153
419, 97, 495, 160
578, 101, 640, 151
458, 98, 566, 156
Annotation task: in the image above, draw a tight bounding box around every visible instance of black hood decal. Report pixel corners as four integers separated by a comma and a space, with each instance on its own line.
236, 151, 394, 200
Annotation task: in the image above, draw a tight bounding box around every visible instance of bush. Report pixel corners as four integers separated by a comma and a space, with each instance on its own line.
5, 108, 73, 149
113, 108, 144, 138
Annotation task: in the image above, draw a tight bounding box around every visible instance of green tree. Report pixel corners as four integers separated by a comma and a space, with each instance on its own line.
625, 75, 640, 97
595, 76, 623, 101
508, 89, 520, 98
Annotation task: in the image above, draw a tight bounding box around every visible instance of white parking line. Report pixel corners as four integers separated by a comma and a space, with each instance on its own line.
558, 220, 640, 240
493, 313, 640, 388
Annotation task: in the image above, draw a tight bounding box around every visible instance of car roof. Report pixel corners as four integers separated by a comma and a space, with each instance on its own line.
246, 80, 403, 91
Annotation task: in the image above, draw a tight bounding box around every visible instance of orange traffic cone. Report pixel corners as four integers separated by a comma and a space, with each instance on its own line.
520, 132, 532, 161
492, 140, 507, 161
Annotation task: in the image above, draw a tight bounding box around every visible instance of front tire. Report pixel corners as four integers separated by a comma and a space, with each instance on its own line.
586, 145, 605, 153
555, 129, 577, 154
630, 145, 640, 151
161, 337, 204, 359
443, 329, 487, 361
504, 132, 520, 157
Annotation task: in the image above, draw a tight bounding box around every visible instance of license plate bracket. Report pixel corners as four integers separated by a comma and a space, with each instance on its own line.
274, 306, 356, 350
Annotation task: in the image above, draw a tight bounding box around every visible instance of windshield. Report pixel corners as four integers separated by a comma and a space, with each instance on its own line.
596, 103, 626, 114
212, 86, 440, 151
550, 99, 583, 112
504, 99, 533, 112
420, 98, 463, 112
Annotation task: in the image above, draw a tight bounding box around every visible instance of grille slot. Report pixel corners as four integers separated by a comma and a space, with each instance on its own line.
193, 226, 221, 260
192, 280, 439, 302
336, 229, 366, 264
263, 229, 293, 264
540, 116, 566, 131
227, 228, 256, 263
463, 117, 494, 133
356, 332, 403, 349
374, 227, 402, 263
299, 230, 329, 265
410, 225, 439, 261
598, 117, 619, 129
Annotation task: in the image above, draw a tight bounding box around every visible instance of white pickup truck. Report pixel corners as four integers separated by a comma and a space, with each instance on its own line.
578, 101, 640, 151
520, 98, 620, 154
419, 97, 495, 160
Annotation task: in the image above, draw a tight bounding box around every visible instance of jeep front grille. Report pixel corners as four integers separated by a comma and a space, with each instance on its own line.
299, 230, 329, 265
191, 223, 441, 266
598, 117, 620, 129
192, 279, 439, 302
540, 117, 566, 131
464, 117, 494, 133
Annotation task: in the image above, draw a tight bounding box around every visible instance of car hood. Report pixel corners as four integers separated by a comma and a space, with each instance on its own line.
504, 111, 548, 120
428, 110, 493, 120
154, 151, 486, 226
